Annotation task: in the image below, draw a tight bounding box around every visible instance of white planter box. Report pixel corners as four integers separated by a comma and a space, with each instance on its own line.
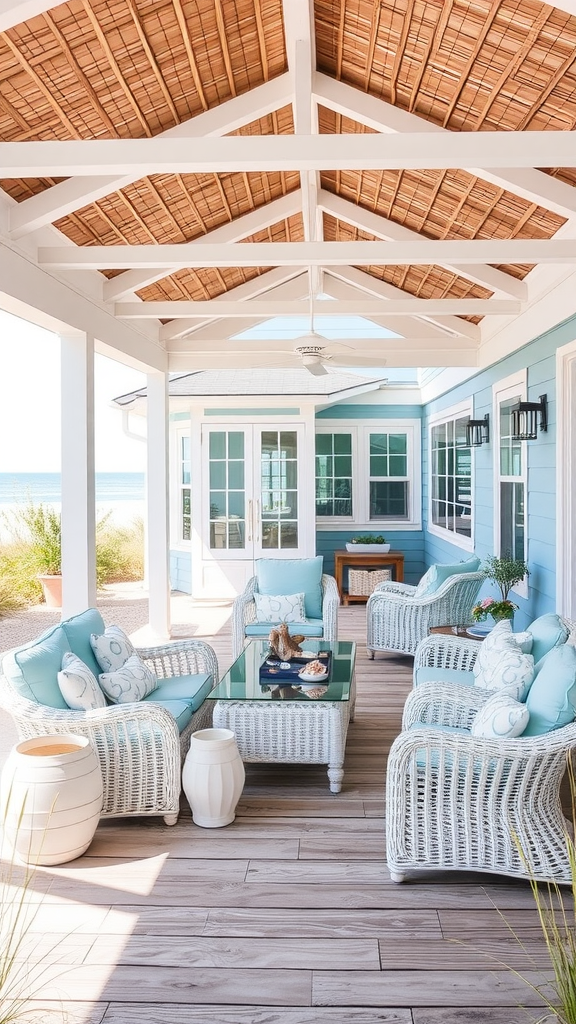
345, 543, 391, 553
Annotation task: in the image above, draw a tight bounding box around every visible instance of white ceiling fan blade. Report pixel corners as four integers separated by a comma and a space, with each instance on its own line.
304, 360, 329, 376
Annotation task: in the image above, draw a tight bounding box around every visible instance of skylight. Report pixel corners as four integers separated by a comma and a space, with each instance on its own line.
232, 315, 403, 342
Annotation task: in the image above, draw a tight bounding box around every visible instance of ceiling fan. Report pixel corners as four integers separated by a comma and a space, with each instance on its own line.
283, 294, 388, 377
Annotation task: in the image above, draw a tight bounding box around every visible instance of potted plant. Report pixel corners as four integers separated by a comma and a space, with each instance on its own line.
346, 534, 391, 553
471, 553, 529, 624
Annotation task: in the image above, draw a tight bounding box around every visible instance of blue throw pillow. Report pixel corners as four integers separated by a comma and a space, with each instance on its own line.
414, 555, 480, 598
523, 644, 576, 736
255, 557, 323, 620
527, 613, 569, 666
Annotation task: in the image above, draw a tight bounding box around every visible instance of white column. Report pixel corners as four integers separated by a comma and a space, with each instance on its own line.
60, 332, 97, 617
146, 371, 171, 638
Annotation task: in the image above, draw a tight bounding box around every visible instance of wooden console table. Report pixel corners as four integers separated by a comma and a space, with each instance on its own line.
334, 549, 405, 605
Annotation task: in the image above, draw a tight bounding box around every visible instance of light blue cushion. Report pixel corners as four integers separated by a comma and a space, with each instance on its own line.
144, 673, 213, 712
255, 557, 323, 620
6, 627, 71, 709
245, 619, 324, 638
146, 698, 194, 733
414, 666, 475, 688
414, 556, 480, 597
523, 644, 576, 736
60, 608, 105, 680
527, 613, 569, 666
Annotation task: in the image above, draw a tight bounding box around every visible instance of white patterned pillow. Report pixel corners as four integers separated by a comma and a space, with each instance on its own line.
471, 693, 529, 739
513, 630, 534, 654
58, 652, 107, 711
99, 654, 157, 704
254, 592, 307, 623
473, 622, 521, 679
473, 649, 535, 701
90, 625, 135, 672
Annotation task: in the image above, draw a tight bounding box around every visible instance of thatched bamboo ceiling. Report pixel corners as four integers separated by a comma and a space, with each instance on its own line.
0, 0, 575, 370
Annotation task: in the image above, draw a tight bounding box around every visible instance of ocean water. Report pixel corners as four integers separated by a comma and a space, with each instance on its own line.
0, 472, 145, 504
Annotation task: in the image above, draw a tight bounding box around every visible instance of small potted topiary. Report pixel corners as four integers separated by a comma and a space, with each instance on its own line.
345, 534, 391, 553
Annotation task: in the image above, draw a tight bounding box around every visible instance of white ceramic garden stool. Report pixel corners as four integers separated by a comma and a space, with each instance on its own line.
0, 734, 103, 866
182, 728, 245, 827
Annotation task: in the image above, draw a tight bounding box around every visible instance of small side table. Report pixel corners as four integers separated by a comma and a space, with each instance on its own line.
429, 624, 483, 641
334, 549, 405, 605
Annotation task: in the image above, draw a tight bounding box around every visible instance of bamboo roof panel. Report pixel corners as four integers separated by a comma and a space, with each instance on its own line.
316, 0, 576, 133
0, 0, 286, 144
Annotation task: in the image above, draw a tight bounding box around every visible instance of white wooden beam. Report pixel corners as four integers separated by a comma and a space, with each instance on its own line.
146, 372, 171, 639
0, 0, 62, 30
168, 347, 479, 371
319, 190, 528, 301
9, 75, 293, 238
323, 265, 481, 342
39, 238, 576, 269
5, 131, 576, 177
165, 337, 475, 354
116, 298, 520, 318
313, 74, 576, 220
102, 190, 303, 301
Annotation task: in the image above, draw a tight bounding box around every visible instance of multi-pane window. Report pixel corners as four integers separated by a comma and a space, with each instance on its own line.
369, 432, 409, 520
261, 430, 298, 549
430, 413, 472, 539
180, 434, 191, 541
499, 396, 525, 561
208, 431, 246, 550
315, 433, 353, 518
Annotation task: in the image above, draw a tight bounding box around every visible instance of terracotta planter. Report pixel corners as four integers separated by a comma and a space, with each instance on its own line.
37, 573, 62, 608
0, 734, 103, 865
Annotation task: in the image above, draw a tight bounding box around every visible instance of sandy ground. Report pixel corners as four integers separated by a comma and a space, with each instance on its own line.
0, 582, 234, 767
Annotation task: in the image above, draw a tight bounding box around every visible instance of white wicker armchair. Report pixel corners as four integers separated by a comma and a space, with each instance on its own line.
386, 680, 576, 884
413, 632, 481, 680
366, 571, 483, 658
0, 638, 219, 826
232, 573, 340, 660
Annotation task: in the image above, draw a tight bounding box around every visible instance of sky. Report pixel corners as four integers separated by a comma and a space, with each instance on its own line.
0, 310, 147, 473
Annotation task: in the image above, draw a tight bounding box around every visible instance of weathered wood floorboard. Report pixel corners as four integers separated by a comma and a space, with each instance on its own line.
8, 605, 552, 1022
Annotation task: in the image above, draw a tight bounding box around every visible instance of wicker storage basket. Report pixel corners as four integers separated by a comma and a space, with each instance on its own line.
348, 568, 392, 596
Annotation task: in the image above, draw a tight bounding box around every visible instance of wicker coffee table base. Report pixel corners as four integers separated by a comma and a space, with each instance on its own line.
212, 698, 354, 793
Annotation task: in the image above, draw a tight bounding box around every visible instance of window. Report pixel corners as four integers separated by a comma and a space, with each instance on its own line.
429, 408, 473, 543
315, 421, 420, 528
180, 433, 191, 541
494, 373, 527, 579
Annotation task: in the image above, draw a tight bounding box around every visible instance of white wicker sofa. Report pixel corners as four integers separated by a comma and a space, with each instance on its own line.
0, 608, 219, 825
386, 636, 576, 884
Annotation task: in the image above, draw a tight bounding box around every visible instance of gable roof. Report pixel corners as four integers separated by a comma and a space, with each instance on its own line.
1, 0, 576, 378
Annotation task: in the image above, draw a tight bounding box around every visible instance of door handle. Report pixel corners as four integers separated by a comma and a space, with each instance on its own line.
256, 499, 260, 542
247, 499, 252, 541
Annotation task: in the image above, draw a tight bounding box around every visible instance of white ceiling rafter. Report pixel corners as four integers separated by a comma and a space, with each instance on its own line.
102, 190, 303, 302
318, 190, 528, 301
116, 298, 520, 318
313, 74, 576, 221
38, 238, 576, 268
9, 74, 293, 238
5, 131, 576, 177
167, 346, 478, 371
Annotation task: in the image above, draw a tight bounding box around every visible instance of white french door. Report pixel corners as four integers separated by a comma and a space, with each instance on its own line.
201, 424, 307, 565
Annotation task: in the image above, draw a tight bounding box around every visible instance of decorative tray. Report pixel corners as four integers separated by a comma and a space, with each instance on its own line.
259, 651, 331, 684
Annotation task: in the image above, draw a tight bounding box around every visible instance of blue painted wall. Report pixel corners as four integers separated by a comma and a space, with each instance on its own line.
420, 313, 576, 629
170, 550, 191, 593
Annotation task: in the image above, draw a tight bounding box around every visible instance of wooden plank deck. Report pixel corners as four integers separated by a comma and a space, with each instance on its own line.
3, 605, 553, 1023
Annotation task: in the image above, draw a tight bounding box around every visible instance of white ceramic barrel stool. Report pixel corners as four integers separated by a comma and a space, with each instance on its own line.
0, 734, 103, 865
182, 728, 245, 827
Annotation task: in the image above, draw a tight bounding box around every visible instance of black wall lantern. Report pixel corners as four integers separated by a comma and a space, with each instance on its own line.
510, 394, 548, 441
465, 413, 490, 447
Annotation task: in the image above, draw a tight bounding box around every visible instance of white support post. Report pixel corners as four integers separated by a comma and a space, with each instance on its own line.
146, 371, 171, 639
60, 332, 97, 617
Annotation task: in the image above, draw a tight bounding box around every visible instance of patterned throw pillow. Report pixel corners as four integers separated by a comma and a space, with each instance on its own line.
253, 592, 307, 623
57, 652, 107, 711
99, 654, 157, 704
471, 692, 529, 739
473, 649, 535, 701
90, 625, 135, 672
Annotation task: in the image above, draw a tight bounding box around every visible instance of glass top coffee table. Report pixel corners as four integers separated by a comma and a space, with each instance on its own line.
207, 640, 356, 793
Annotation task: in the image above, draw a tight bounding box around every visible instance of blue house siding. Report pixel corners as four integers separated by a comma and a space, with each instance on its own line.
170, 550, 191, 593
420, 313, 573, 629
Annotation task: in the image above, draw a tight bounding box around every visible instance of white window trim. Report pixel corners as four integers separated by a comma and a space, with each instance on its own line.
170, 424, 192, 549
315, 419, 422, 531
427, 399, 474, 552
492, 369, 528, 600
556, 337, 576, 617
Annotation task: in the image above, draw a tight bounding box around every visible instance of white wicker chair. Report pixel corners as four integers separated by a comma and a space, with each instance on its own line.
386, 680, 576, 884
366, 571, 483, 658
0, 638, 219, 826
413, 632, 481, 680
232, 573, 340, 660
